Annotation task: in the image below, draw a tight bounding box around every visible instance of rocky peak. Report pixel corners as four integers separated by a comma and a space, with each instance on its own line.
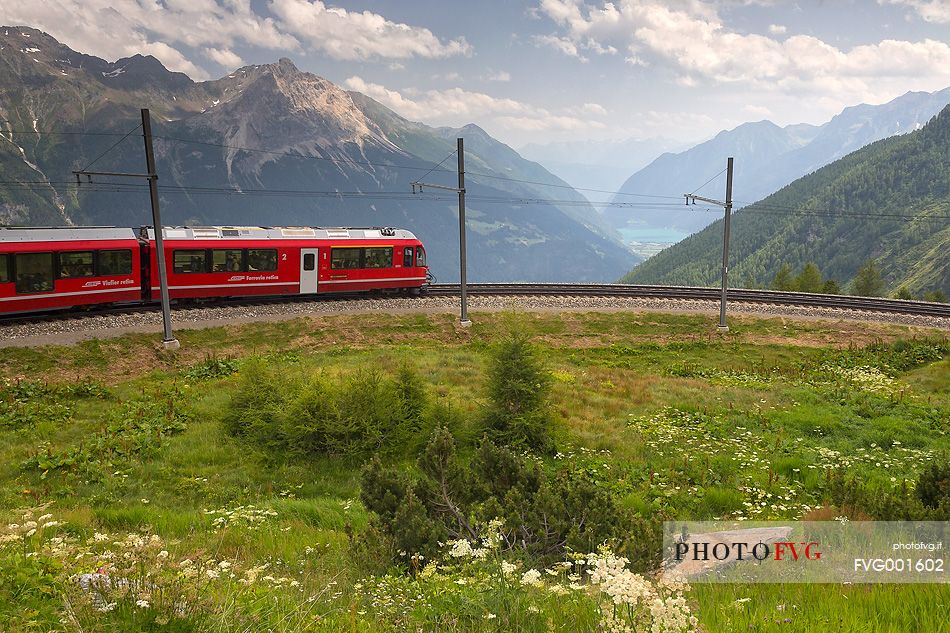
199, 56, 394, 151
97, 53, 193, 91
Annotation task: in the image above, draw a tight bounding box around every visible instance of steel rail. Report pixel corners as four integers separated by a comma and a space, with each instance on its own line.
425, 284, 950, 318
0, 283, 947, 326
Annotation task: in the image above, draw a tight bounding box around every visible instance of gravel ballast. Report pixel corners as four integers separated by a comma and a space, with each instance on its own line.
0, 295, 947, 347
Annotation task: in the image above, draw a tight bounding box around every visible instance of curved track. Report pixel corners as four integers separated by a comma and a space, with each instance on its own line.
1, 283, 948, 326
426, 284, 950, 318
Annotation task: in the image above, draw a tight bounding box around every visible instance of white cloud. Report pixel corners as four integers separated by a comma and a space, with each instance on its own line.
768, 24, 787, 35
268, 0, 471, 61
0, 0, 297, 79
343, 76, 606, 133
743, 104, 773, 118
567, 102, 608, 116
533, 34, 587, 61
205, 47, 244, 69
344, 76, 430, 119
880, 0, 950, 23
487, 70, 512, 82
494, 115, 606, 131
535, 0, 950, 105
0, 0, 471, 80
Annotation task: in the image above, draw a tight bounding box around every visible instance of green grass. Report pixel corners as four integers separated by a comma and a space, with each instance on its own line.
0, 310, 946, 631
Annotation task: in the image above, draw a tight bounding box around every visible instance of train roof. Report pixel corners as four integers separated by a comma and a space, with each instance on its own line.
0, 227, 137, 242
142, 226, 420, 241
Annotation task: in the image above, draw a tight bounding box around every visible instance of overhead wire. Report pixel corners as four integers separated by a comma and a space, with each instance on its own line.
153, 135, 459, 175
77, 124, 142, 172
0, 128, 946, 220
412, 149, 457, 184
4, 179, 947, 219
464, 170, 682, 200
687, 166, 727, 196
0, 126, 681, 199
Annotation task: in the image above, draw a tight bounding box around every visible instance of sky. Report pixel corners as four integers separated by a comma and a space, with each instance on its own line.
1, 0, 949, 148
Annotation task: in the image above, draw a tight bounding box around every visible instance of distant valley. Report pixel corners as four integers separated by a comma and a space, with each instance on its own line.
525, 88, 950, 258
623, 105, 950, 298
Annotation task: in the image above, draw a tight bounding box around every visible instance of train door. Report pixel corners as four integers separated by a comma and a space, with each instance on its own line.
300, 248, 318, 294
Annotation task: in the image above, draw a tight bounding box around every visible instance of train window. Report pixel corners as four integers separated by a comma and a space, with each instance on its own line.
415, 246, 426, 267
14, 252, 54, 294
403, 247, 413, 267
331, 248, 361, 270
211, 249, 244, 273
247, 249, 278, 272
303, 253, 315, 271
0, 255, 8, 283
98, 250, 133, 276
364, 247, 393, 269
173, 249, 207, 274
59, 251, 95, 278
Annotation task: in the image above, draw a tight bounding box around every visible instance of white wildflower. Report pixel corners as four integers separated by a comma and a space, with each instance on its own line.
448, 539, 473, 558
521, 569, 543, 587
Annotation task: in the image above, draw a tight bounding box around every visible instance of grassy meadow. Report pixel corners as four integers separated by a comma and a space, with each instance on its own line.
0, 310, 948, 632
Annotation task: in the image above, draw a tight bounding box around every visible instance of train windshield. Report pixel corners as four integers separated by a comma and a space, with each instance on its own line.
415, 246, 426, 267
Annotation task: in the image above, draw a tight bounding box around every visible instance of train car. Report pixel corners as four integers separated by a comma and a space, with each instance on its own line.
143, 226, 428, 300
0, 227, 142, 314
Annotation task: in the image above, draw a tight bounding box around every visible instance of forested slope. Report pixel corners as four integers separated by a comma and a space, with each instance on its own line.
622, 105, 950, 296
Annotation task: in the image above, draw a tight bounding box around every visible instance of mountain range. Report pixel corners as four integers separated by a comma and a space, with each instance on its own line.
622, 104, 950, 297
601, 88, 950, 244
0, 26, 636, 283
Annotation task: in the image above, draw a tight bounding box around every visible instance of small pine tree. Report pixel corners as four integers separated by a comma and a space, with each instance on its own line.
923, 290, 947, 303
771, 264, 795, 291
893, 287, 914, 300
794, 262, 823, 293
821, 279, 841, 294
482, 330, 554, 452
851, 259, 886, 297
395, 363, 428, 432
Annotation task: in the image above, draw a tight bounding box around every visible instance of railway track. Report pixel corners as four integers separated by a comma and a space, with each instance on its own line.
427, 284, 950, 318
0, 283, 947, 326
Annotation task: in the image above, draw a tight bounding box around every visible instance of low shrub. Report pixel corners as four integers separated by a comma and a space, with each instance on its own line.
224, 360, 435, 459
916, 460, 950, 510
359, 428, 666, 571
824, 466, 950, 521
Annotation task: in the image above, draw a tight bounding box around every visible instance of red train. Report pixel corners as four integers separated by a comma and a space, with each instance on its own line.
0, 226, 429, 315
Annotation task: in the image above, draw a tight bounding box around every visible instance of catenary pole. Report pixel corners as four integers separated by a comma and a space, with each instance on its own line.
718, 156, 734, 331
457, 137, 470, 326
682, 157, 735, 332
141, 108, 179, 349
409, 139, 470, 326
